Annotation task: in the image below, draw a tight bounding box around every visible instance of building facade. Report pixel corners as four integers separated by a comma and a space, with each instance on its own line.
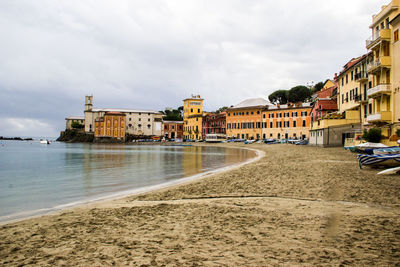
391, 14, 400, 135
84, 95, 163, 137
365, 1, 400, 144
94, 112, 126, 141
262, 103, 312, 140
226, 98, 270, 140
65, 116, 85, 130
162, 121, 184, 140
183, 95, 204, 140
202, 112, 226, 138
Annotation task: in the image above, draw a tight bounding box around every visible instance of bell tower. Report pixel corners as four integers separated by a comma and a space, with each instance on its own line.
85, 95, 93, 111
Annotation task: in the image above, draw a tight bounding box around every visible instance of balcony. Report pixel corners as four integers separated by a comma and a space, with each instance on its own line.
367, 84, 391, 98
354, 71, 368, 82
367, 111, 392, 123
367, 56, 391, 74
354, 94, 368, 103
366, 29, 391, 50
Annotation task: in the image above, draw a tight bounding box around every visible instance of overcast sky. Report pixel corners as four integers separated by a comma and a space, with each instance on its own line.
0, 0, 388, 137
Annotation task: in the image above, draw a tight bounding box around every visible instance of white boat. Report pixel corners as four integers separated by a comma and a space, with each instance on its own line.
205, 134, 227, 143
40, 140, 50, 144
377, 166, 400, 175
354, 142, 388, 151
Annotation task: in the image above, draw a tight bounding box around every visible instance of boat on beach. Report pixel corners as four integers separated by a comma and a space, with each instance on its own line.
373, 146, 400, 155
40, 140, 50, 144
357, 153, 400, 169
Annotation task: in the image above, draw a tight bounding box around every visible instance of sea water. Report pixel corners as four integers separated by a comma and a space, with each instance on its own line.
0, 141, 255, 222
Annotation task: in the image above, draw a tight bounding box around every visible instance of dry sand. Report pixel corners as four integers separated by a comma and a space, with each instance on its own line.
1, 143, 400, 266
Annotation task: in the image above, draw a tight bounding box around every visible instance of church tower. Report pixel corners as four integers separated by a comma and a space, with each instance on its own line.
85, 95, 93, 111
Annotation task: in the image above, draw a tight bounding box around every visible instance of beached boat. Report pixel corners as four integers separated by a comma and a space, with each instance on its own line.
373, 146, 400, 155
244, 140, 255, 144
205, 134, 226, 143
377, 166, 400, 175
40, 140, 50, 144
355, 142, 388, 151
357, 153, 400, 169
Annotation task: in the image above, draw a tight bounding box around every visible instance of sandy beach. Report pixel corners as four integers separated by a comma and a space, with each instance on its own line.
1, 143, 400, 266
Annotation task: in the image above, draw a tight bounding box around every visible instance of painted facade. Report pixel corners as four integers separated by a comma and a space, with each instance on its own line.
162, 121, 184, 139
84, 95, 163, 137
366, 1, 400, 144
183, 95, 204, 140
202, 112, 226, 138
391, 14, 400, 137
226, 98, 270, 140
262, 103, 312, 140
94, 112, 126, 141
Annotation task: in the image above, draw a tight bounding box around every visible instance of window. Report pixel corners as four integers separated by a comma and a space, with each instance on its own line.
368, 81, 372, 88
263, 114, 266, 118
342, 94, 344, 104
148, 118, 150, 122
346, 74, 348, 84
270, 122, 273, 128
346, 92, 349, 102
293, 121, 296, 127
395, 29, 399, 42
148, 113, 150, 116
139, 113, 141, 115
251, 111, 254, 115
257, 111, 260, 114
198, 109, 200, 113
139, 118, 141, 121
302, 120, 306, 127
369, 103, 372, 114
351, 71, 353, 81
246, 112, 249, 115
341, 77, 344, 86
364, 105, 367, 118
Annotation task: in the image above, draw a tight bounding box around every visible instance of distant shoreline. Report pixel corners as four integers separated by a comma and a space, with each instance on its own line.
0, 136, 33, 141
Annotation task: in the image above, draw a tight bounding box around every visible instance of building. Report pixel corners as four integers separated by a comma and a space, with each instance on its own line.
309, 57, 368, 146
183, 95, 204, 140
202, 112, 226, 138
226, 98, 271, 140
94, 112, 126, 141
162, 121, 184, 140
262, 103, 312, 140
310, 80, 338, 126
84, 95, 163, 137
365, 1, 400, 144
65, 116, 84, 130
391, 13, 400, 137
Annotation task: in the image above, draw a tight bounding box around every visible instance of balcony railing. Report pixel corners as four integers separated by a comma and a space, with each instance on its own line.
354, 94, 367, 102
367, 111, 392, 123
367, 84, 391, 97
354, 71, 368, 81
367, 57, 391, 73
366, 29, 391, 49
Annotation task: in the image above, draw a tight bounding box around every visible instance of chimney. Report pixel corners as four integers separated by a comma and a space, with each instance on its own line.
334, 73, 338, 81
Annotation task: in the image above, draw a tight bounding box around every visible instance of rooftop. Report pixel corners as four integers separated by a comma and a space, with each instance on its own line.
230, 98, 274, 109
91, 108, 162, 115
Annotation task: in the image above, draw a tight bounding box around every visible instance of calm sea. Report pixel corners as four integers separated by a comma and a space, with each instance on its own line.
0, 140, 255, 222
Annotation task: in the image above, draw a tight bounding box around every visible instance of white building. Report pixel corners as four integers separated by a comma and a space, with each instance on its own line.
84, 95, 163, 136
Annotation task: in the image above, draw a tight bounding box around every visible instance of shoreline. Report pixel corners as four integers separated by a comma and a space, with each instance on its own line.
0, 145, 263, 226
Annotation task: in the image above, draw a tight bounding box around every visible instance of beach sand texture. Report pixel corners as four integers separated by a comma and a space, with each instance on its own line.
1, 144, 400, 266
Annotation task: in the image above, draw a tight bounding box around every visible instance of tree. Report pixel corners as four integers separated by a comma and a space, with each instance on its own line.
71, 121, 84, 129
160, 108, 183, 121
362, 128, 382, 143
268, 90, 288, 104
287, 85, 312, 103
312, 82, 324, 93
216, 106, 228, 113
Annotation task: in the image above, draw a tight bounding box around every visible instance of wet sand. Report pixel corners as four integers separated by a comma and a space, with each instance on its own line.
1, 144, 400, 266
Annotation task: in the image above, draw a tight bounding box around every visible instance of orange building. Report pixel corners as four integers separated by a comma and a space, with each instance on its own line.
95, 112, 126, 141
226, 98, 273, 139
262, 103, 312, 140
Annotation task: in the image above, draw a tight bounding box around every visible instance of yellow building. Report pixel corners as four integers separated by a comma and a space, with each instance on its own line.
309, 57, 368, 147
261, 103, 312, 140
94, 112, 126, 141
183, 95, 204, 140
366, 1, 400, 144
391, 14, 400, 137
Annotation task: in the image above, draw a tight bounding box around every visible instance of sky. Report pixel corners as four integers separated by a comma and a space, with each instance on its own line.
0, 0, 389, 137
